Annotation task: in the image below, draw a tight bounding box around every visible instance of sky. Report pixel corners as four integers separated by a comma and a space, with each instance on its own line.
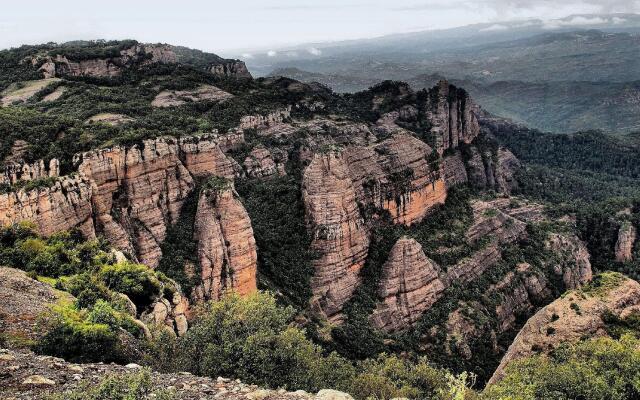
1, 0, 640, 56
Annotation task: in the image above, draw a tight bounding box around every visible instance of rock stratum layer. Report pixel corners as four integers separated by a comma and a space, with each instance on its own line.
370, 238, 447, 331
193, 186, 258, 301
303, 153, 370, 322
489, 274, 640, 384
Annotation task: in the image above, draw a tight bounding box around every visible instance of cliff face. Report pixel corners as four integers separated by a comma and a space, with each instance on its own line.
302, 153, 370, 322
427, 80, 481, 154
489, 274, 640, 384
209, 60, 253, 79
344, 132, 446, 226
1, 159, 59, 185
370, 238, 447, 331
37, 44, 251, 79
192, 186, 258, 301
0, 176, 95, 238
615, 223, 637, 262
466, 147, 521, 194
1, 134, 242, 274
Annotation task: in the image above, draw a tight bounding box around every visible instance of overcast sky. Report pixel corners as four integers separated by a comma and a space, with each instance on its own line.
1, 0, 639, 56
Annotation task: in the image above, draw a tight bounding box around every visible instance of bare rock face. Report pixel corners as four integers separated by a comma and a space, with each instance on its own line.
75, 139, 195, 267
370, 238, 447, 331
442, 151, 468, 189
151, 85, 233, 107
38, 44, 176, 78
142, 291, 190, 337
1, 159, 60, 185
0, 176, 95, 238
243, 146, 286, 178
466, 147, 521, 194
239, 107, 291, 130
615, 223, 637, 262
545, 233, 592, 289
489, 274, 640, 384
426, 80, 480, 154
193, 186, 258, 301
345, 132, 446, 226
209, 60, 252, 79
0, 267, 74, 342
302, 153, 370, 321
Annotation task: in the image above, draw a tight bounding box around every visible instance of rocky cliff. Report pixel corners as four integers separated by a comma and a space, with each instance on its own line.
302, 153, 370, 322
344, 132, 446, 226
370, 238, 447, 331
193, 185, 258, 301
489, 274, 640, 384
615, 222, 637, 262
427, 81, 481, 154
36, 44, 250, 79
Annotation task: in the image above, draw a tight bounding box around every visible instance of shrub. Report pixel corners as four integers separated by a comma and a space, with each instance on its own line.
35, 304, 123, 363
483, 335, 640, 400
99, 262, 162, 309
47, 369, 175, 400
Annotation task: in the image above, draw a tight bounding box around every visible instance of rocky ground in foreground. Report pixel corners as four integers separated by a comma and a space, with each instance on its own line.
0, 349, 352, 400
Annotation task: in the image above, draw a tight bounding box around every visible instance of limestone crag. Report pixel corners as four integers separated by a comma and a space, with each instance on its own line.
545, 233, 592, 289
239, 107, 292, 130
466, 147, 521, 194
370, 238, 447, 331
243, 146, 286, 178
426, 80, 481, 154
209, 60, 253, 79
193, 186, 258, 301
142, 291, 190, 337
303, 153, 370, 321
0, 175, 95, 238
489, 275, 640, 384
344, 132, 446, 225
151, 85, 233, 107
1, 158, 60, 185
442, 151, 468, 189
615, 222, 637, 262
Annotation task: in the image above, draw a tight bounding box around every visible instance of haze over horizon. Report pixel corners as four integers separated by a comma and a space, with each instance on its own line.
2, 0, 640, 57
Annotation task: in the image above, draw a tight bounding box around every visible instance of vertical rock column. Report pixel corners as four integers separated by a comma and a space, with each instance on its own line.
302, 153, 370, 322
193, 185, 258, 301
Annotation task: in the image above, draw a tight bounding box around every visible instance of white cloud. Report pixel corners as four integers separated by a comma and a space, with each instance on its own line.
308, 47, 322, 55
543, 15, 608, 29
479, 24, 509, 32
241, 52, 254, 59
267, 50, 277, 57
612, 17, 627, 24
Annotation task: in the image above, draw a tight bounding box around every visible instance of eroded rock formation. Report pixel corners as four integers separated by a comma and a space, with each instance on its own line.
193, 185, 258, 301
489, 274, 640, 384
303, 153, 370, 321
426, 80, 481, 154
1, 159, 59, 185
243, 146, 286, 178
370, 238, 447, 331
615, 223, 637, 262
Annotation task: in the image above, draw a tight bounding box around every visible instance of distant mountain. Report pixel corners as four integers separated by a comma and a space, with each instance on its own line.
258, 14, 640, 134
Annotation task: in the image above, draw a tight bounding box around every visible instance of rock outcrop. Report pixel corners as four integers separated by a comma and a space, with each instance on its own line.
209, 60, 253, 79
370, 238, 447, 331
466, 147, 520, 194
243, 146, 286, 178
239, 107, 292, 130
1, 79, 60, 107
615, 222, 636, 262
344, 132, 446, 226
426, 80, 480, 154
442, 151, 468, 189
1, 133, 242, 272
489, 274, 640, 384
0, 267, 74, 343
0, 176, 95, 238
1, 158, 60, 185
545, 233, 592, 289
151, 85, 233, 107
193, 185, 258, 301
142, 291, 190, 337
303, 153, 370, 321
